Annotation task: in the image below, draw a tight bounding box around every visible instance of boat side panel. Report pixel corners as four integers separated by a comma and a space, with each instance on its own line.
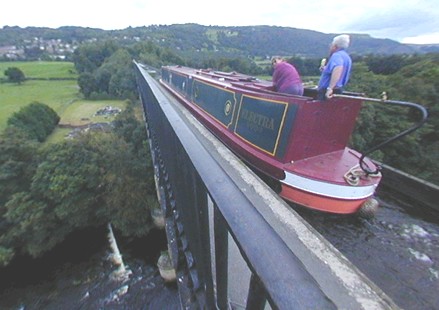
191, 79, 236, 129
234, 95, 297, 157
189, 78, 299, 159
164, 69, 189, 95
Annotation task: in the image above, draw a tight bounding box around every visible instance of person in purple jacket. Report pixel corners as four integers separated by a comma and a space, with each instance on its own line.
271, 56, 304, 96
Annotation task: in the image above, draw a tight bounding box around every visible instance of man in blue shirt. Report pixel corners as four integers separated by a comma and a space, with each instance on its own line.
317, 34, 352, 100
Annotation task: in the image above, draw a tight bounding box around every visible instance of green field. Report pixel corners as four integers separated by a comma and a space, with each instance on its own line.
0, 79, 80, 131
0, 61, 77, 79
60, 100, 127, 126
0, 61, 126, 135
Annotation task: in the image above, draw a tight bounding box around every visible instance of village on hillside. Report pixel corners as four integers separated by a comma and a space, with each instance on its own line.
0, 37, 78, 60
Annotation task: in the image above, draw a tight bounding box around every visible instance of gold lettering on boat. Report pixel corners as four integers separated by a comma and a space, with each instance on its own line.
240, 108, 275, 132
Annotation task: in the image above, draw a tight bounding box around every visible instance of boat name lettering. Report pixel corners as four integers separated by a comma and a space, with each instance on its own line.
241, 108, 275, 131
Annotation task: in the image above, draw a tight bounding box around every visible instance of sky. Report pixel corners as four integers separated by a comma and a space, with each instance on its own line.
2, 0, 439, 44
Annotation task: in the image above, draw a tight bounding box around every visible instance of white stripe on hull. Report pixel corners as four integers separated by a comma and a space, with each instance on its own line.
281, 171, 378, 200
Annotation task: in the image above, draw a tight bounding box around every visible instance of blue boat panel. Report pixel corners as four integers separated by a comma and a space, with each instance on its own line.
170, 72, 188, 94
161, 68, 170, 82
235, 95, 296, 157
192, 80, 236, 128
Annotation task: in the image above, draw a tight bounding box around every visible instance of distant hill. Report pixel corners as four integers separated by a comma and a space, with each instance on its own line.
405, 43, 439, 53
0, 24, 430, 59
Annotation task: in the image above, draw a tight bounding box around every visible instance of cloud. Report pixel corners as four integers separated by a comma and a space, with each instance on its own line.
341, 0, 439, 42
402, 32, 439, 44
2, 0, 439, 44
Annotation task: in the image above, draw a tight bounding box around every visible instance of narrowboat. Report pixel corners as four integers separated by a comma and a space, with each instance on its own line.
159, 65, 383, 216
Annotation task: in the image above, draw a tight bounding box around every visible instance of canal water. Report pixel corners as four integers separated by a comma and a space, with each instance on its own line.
296, 187, 439, 310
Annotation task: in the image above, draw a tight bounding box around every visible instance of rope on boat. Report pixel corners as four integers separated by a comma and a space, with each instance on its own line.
344, 164, 382, 186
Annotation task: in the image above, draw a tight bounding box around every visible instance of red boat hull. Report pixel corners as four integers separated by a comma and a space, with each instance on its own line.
281, 185, 369, 214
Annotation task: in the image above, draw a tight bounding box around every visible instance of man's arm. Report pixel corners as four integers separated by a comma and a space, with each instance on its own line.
326, 66, 343, 98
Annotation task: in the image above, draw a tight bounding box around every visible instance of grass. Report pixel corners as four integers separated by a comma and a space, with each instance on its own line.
0, 61, 77, 79
60, 100, 127, 126
0, 61, 127, 138
45, 128, 71, 144
44, 99, 127, 144
0, 79, 80, 132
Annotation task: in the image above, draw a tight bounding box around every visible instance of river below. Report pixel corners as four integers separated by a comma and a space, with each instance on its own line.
0, 227, 179, 310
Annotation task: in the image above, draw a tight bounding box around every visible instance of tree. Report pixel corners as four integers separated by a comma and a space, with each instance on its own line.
77, 72, 97, 98
347, 62, 389, 97
384, 54, 439, 183
0, 126, 39, 206
76, 47, 137, 99
2, 192, 66, 258
0, 124, 157, 262
7, 102, 60, 142
31, 135, 107, 227
0, 126, 40, 265
348, 56, 438, 185
91, 131, 156, 236
363, 54, 410, 75
4, 67, 25, 84
72, 39, 120, 74
103, 49, 137, 99
0, 246, 14, 267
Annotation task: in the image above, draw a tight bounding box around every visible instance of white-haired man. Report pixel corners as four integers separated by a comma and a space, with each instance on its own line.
317, 34, 352, 100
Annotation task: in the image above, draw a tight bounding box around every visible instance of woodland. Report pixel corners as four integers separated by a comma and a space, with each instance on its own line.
0, 29, 438, 266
